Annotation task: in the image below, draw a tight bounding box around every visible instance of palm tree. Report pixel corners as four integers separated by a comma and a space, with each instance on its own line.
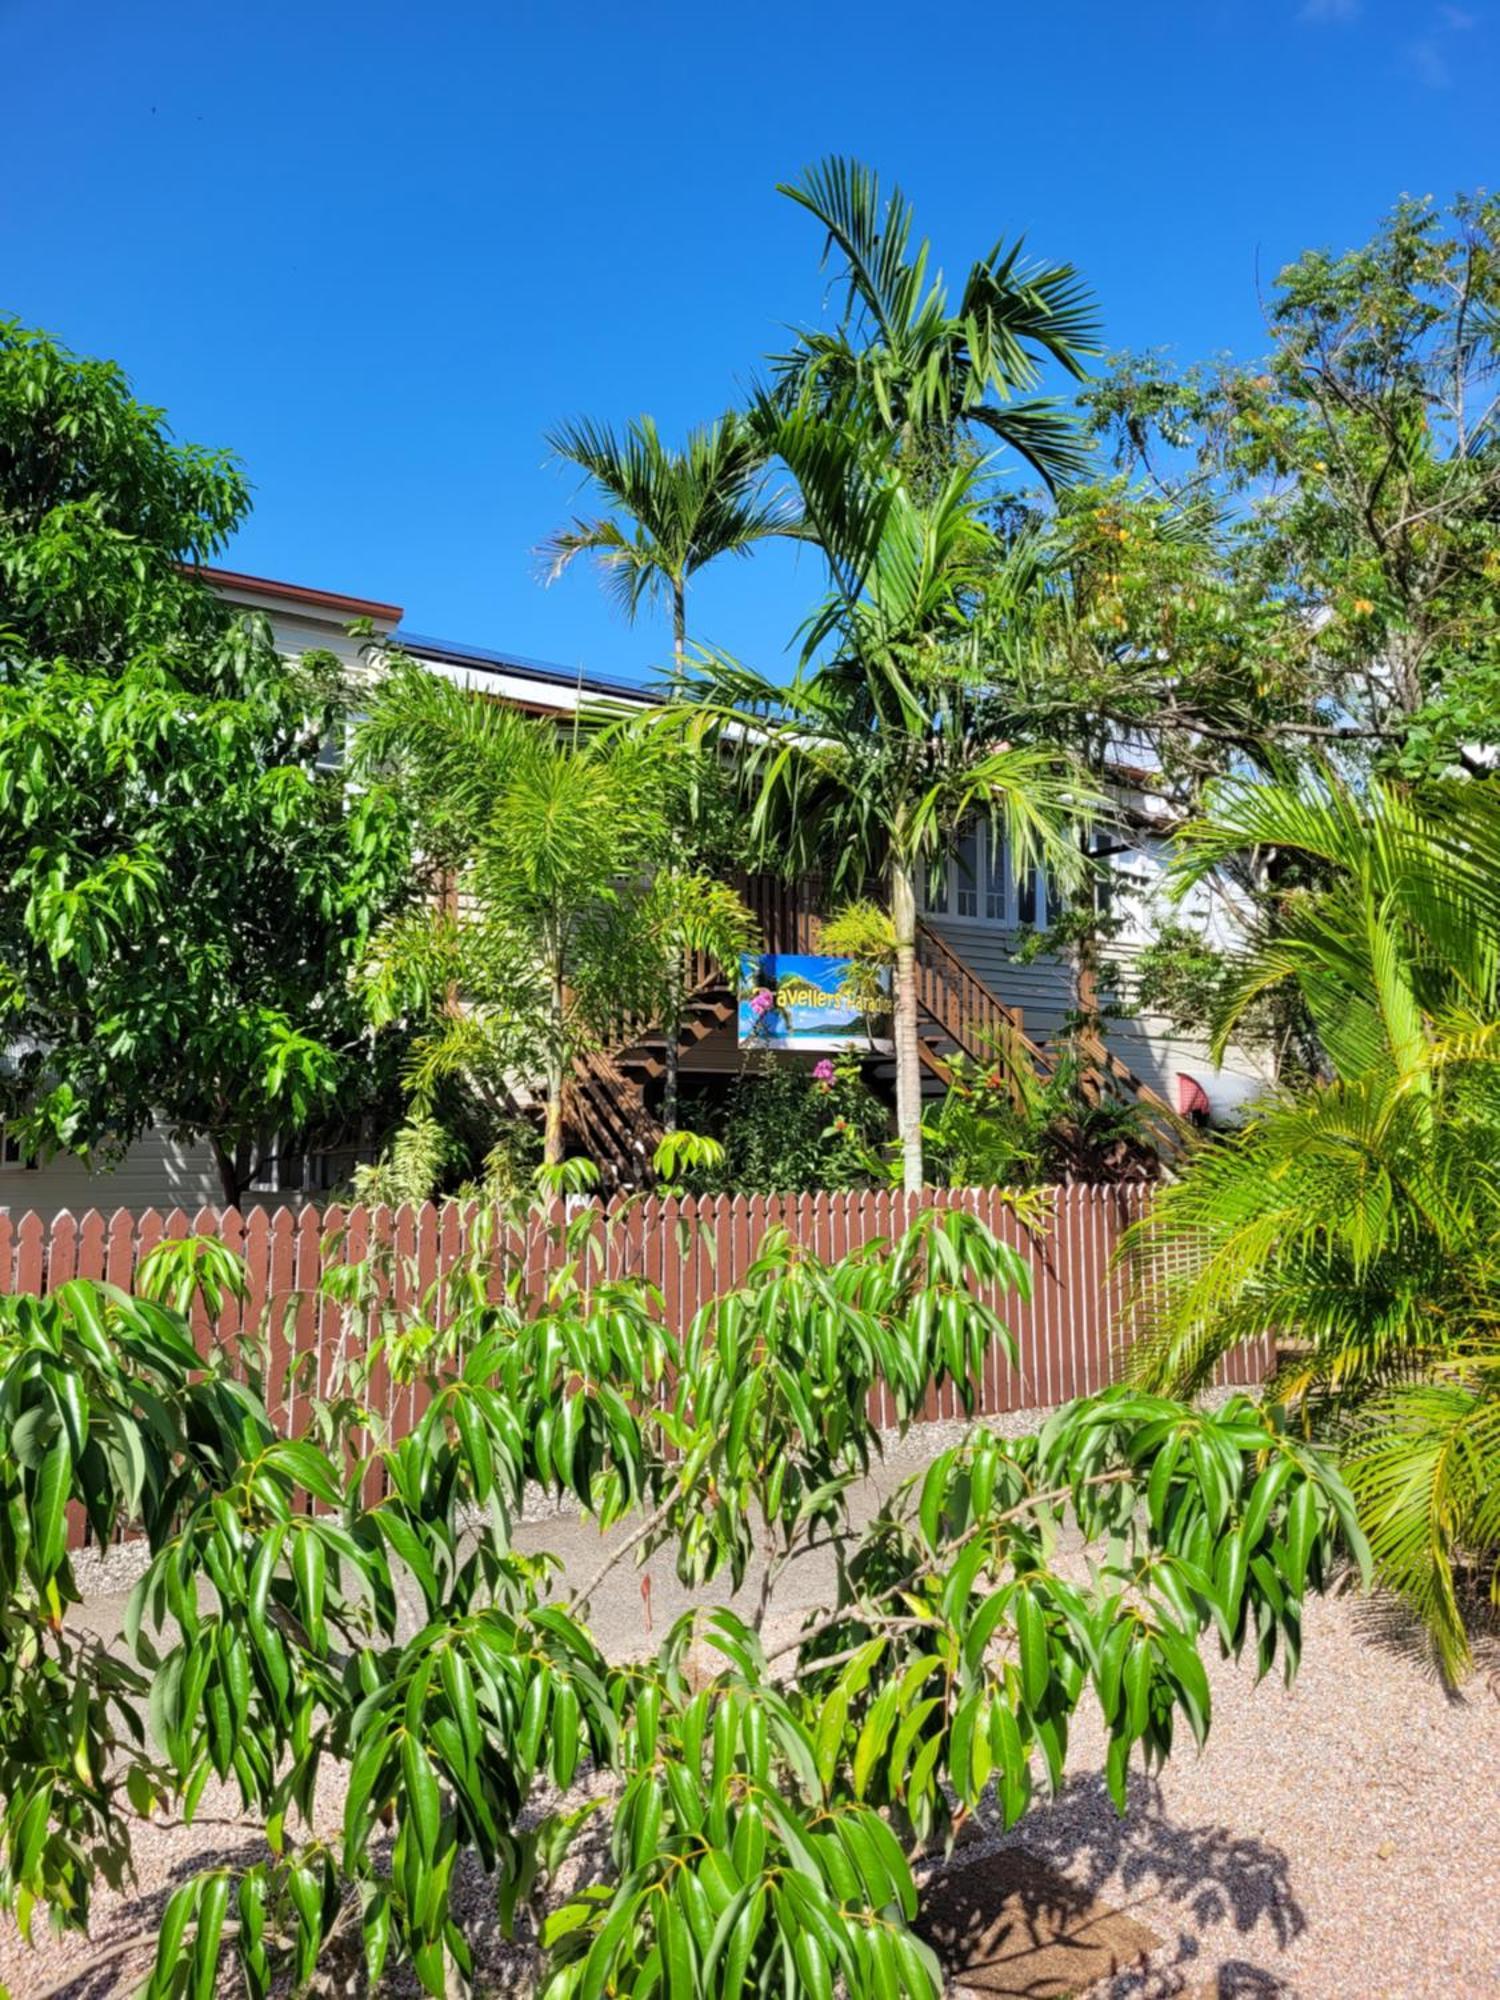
540, 411, 798, 682
657, 412, 1087, 1192
356, 662, 751, 1168
1124, 776, 1500, 1678
771, 157, 1100, 490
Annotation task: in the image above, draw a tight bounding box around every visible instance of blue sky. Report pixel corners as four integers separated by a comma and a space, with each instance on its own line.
3, 0, 1494, 683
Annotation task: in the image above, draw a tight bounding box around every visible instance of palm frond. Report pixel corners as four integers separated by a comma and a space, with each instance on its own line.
1342, 1383, 1500, 1679
778, 157, 920, 342
1126, 772, 1500, 1677
773, 156, 1097, 492
541, 411, 800, 631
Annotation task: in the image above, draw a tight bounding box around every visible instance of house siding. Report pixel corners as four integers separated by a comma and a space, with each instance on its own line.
14, 570, 1277, 1229
928, 880, 1280, 1128
0, 1127, 223, 1221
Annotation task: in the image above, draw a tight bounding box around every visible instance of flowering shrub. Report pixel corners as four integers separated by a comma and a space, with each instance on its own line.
687, 1049, 889, 1192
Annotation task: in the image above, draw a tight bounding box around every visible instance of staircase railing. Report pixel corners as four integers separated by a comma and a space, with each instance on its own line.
1069, 1025, 1185, 1154
567, 870, 824, 1181
564, 1047, 662, 1185
565, 956, 743, 1181
915, 919, 1185, 1154
914, 921, 1055, 1081
565, 880, 1187, 1181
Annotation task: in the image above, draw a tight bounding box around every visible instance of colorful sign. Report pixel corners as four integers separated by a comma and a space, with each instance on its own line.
737, 953, 892, 1054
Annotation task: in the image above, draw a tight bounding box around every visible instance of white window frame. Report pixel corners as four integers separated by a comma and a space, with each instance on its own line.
0, 1125, 34, 1171
921, 823, 1060, 931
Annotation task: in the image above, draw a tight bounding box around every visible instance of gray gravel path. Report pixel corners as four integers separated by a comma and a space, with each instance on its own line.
954, 1589, 1500, 1998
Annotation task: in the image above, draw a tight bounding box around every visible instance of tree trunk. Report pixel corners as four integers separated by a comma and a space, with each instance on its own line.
208, 1134, 242, 1207
672, 581, 686, 689
890, 861, 924, 1194
543, 958, 567, 1167
542, 1080, 565, 1168
660, 949, 686, 1136
1074, 825, 1101, 1040
662, 1012, 681, 1134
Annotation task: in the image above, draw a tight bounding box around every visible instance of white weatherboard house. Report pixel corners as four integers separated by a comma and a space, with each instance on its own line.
2, 569, 1273, 1217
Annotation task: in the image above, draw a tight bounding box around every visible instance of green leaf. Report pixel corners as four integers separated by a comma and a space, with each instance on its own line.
814, 1686, 849, 1796
401, 1732, 442, 1858
1015, 1590, 1048, 1711
291, 1526, 328, 1652
31, 1436, 72, 1579
661, 1889, 695, 2000
190, 1873, 230, 2000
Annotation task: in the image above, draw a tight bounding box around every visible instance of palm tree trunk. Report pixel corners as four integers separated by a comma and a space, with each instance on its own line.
672, 580, 686, 689
662, 608, 688, 1124
544, 957, 567, 1167
662, 1023, 681, 1135
890, 860, 924, 1193
543, 1083, 565, 1167
662, 953, 683, 1136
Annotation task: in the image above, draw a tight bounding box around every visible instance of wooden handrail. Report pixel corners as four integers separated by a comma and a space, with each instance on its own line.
914, 920, 1056, 1074
1071, 1025, 1187, 1149
915, 918, 1187, 1155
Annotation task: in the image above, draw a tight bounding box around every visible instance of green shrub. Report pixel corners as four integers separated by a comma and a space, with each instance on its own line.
687, 1049, 890, 1193
0, 1194, 1366, 1998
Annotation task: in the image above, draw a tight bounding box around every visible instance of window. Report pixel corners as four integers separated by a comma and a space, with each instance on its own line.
315, 710, 370, 774
924, 824, 1010, 925
0, 1126, 34, 1171
918, 859, 946, 916
985, 827, 1007, 923
1016, 856, 1066, 931
1086, 834, 1148, 927
954, 827, 980, 918
925, 823, 1096, 933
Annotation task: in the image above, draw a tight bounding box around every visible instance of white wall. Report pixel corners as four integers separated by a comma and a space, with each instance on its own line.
0, 1127, 223, 1221
923, 819, 1274, 1123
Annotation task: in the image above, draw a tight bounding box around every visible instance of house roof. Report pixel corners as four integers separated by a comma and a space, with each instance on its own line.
194, 564, 658, 706
192, 565, 404, 625
392, 632, 657, 705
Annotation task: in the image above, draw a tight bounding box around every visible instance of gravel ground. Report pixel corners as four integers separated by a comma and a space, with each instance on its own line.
4, 1420, 1497, 2000
952, 1589, 1500, 1998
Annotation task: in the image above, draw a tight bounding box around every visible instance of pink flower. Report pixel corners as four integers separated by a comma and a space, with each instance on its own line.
749, 988, 775, 1017
812, 1059, 836, 1084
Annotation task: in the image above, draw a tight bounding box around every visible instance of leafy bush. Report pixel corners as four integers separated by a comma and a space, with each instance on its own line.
686, 1049, 889, 1192
845, 1043, 1163, 1189
0, 1197, 1365, 1998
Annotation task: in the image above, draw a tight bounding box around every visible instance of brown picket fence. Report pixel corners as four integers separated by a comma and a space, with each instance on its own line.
0, 1186, 1270, 1548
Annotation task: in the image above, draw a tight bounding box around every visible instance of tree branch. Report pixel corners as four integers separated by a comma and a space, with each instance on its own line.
765, 1467, 1133, 1666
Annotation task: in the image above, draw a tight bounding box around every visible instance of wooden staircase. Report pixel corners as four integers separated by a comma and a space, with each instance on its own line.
912, 921, 1184, 1158
550, 877, 1184, 1186
561, 961, 737, 1188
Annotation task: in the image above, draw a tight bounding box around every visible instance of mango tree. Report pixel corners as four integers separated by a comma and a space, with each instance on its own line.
0, 1197, 1365, 1998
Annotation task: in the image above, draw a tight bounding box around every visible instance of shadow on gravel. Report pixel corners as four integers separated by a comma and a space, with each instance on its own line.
958, 1769, 1304, 1997
1349, 1588, 1500, 1703
1007, 1769, 1305, 1948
